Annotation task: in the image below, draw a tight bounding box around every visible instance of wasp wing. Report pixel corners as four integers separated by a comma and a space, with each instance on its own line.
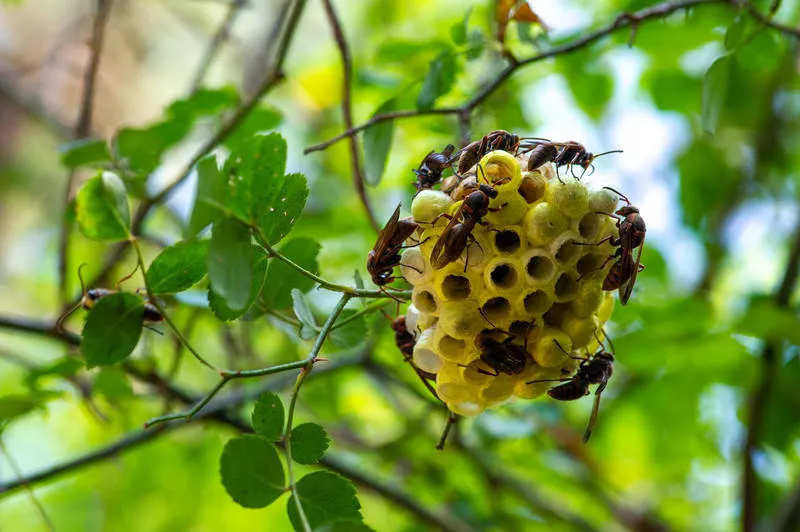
582, 381, 607, 443
372, 204, 402, 256
619, 232, 644, 305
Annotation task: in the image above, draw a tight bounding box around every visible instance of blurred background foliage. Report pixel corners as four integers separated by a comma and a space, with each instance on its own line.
1, 0, 800, 530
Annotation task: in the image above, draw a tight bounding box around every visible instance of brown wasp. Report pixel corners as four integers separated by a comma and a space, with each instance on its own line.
413, 144, 456, 191
455, 130, 525, 175
56, 264, 164, 333
528, 333, 615, 442
390, 315, 439, 396
473, 320, 535, 376
524, 140, 622, 182
429, 168, 508, 270
367, 205, 421, 300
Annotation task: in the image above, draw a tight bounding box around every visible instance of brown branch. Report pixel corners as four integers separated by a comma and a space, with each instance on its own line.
321, 0, 379, 232
188, 0, 248, 93
742, 215, 800, 531
304, 0, 729, 155
57, 0, 114, 307
741, 0, 800, 38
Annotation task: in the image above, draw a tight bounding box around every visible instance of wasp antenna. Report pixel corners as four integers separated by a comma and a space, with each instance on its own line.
76, 263, 90, 297
476, 163, 487, 185
594, 149, 624, 158
55, 301, 83, 333
115, 262, 141, 290
601, 186, 631, 205
478, 307, 510, 335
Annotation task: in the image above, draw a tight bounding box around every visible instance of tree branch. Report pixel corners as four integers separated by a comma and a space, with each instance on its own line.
742, 215, 800, 531
188, 0, 247, 93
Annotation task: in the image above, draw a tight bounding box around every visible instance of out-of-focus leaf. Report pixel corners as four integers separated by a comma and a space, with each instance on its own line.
189, 155, 225, 235
362, 99, 395, 186
75, 172, 131, 241
290, 422, 330, 464
80, 293, 144, 367
737, 30, 782, 72
252, 391, 285, 441
209, 245, 267, 321
114, 123, 190, 174
60, 138, 111, 169
0, 391, 61, 425
208, 218, 253, 312
314, 520, 375, 532
558, 52, 612, 120
736, 296, 800, 346
467, 28, 486, 60
94, 367, 133, 402
220, 435, 285, 508
450, 8, 471, 45
261, 237, 321, 310
677, 140, 740, 231
702, 55, 731, 135
329, 309, 367, 348
724, 12, 748, 51
417, 50, 457, 111
646, 70, 701, 112
287, 471, 362, 531
292, 289, 318, 340
227, 106, 282, 146
166, 87, 238, 120
495, 0, 514, 44
146, 240, 209, 294
24, 357, 83, 389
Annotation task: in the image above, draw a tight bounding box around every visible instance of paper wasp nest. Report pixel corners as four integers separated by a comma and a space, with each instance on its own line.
402, 151, 618, 416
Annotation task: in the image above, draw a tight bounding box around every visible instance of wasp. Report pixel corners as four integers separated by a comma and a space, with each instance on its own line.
390, 315, 439, 394
473, 320, 535, 376
413, 144, 456, 191
455, 130, 524, 175
56, 264, 164, 332
596, 187, 645, 304
528, 333, 615, 442
523, 140, 622, 182
367, 205, 421, 300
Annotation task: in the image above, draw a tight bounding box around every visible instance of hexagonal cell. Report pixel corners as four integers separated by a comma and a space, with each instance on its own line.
576, 253, 610, 279
449, 401, 485, 417
578, 212, 603, 241
412, 327, 443, 373
492, 228, 522, 254
543, 302, 571, 327
479, 150, 522, 190
517, 172, 547, 203
523, 251, 555, 283
412, 287, 438, 315
438, 302, 485, 340
436, 333, 470, 364
461, 361, 493, 387
552, 233, 583, 268
440, 274, 472, 301
485, 191, 529, 227
400, 247, 429, 284
486, 260, 520, 291
553, 273, 579, 302
480, 296, 512, 325
480, 375, 515, 404
523, 290, 552, 315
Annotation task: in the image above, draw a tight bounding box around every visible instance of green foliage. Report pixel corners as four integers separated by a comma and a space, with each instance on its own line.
208, 218, 254, 312
189, 155, 225, 235
75, 172, 131, 241
289, 422, 330, 464
702, 54, 732, 135
362, 99, 396, 186
94, 367, 134, 402
260, 237, 321, 310
0, 391, 61, 428
80, 293, 145, 367
417, 49, 457, 110
219, 435, 285, 508
329, 309, 367, 348
146, 240, 209, 295
252, 391, 285, 441
287, 472, 362, 531
208, 246, 268, 321
59, 138, 111, 169
292, 289, 319, 340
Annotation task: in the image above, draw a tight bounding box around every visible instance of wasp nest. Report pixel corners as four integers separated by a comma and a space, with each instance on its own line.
401, 150, 618, 417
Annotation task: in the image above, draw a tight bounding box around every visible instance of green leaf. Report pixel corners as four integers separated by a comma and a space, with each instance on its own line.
724, 12, 748, 51
736, 296, 800, 346
287, 471, 362, 531
114, 123, 191, 174
208, 245, 268, 321
290, 423, 330, 465
417, 49, 457, 111
75, 172, 131, 241
146, 240, 210, 294
208, 218, 253, 312
261, 237, 321, 310
24, 357, 83, 389
329, 310, 367, 349
166, 87, 239, 120
189, 155, 226, 235
362, 99, 395, 186
226, 106, 282, 146
220, 435, 285, 509
313, 521, 374, 532
0, 391, 61, 425
292, 289, 318, 340
701, 55, 731, 135
80, 293, 144, 367
252, 391, 285, 441
60, 138, 111, 169
450, 8, 471, 46
94, 367, 133, 402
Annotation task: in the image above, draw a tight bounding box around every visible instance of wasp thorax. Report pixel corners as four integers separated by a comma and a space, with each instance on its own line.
392, 140, 629, 418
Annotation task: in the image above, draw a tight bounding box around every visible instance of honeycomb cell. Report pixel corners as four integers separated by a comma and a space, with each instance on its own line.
533, 329, 573, 368
479, 150, 523, 190
400, 247, 429, 285
525, 202, 570, 246
551, 232, 583, 269
545, 180, 590, 219
438, 302, 485, 340
553, 272, 579, 302
485, 191, 528, 226
578, 212, 603, 241
405, 305, 421, 337
571, 280, 605, 318
480, 375, 515, 403
436, 332, 471, 365
450, 401, 485, 417
492, 227, 523, 255
522, 289, 552, 315
411, 189, 454, 223
412, 287, 439, 315
440, 273, 472, 301
412, 327, 443, 373
523, 250, 556, 284
518, 171, 547, 203
485, 258, 522, 292
480, 296, 512, 326
589, 187, 619, 216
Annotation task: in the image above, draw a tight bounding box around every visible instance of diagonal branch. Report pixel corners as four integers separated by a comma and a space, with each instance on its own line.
188, 0, 248, 93
322, 0, 379, 232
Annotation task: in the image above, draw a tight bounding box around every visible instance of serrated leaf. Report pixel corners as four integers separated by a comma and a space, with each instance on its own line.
60, 138, 111, 169
362, 99, 395, 186
209, 245, 268, 321
80, 293, 144, 367
75, 172, 131, 241
329, 310, 367, 349
189, 155, 226, 235
724, 13, 748, 51
220, 435, 285, 509
417, 50, 457, 111
292, 289, 318, 340
702, 55, 731, 135
290, 423, 330, 465
94, 367, 133, 402
252, 391, 285, 441
261, 238, 321, 310
208, 218, 253, 312
146, 240, 210, 294
287, 471, 362, 531
314, 520, 375, 532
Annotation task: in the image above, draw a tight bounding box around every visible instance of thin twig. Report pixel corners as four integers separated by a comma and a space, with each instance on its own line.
742, 215, 800, 532
58, 0, 113, 307
0, 439, 56, 530
188, 0, 247, 93
321, 0, 379, 232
